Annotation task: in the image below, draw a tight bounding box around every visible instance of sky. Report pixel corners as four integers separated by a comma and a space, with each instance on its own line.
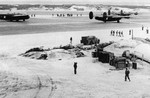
1, 0, 150, 5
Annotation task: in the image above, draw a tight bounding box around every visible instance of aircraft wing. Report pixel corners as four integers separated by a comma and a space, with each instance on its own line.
111, 15, 130, 19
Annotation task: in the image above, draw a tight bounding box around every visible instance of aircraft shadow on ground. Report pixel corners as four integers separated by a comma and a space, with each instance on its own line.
89, 21, 124, 25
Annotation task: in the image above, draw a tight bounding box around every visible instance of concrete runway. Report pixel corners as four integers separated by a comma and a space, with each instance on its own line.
0, 13, 149, 35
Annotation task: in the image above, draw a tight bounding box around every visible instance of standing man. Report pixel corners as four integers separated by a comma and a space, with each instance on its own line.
73, 62, 77, 74
125, 68, 130, 81
121, 31, 124, 37
70, 37, 72, 44
142, 25, 144, 30
129, 30, 131, 35
146, 28, 149, 34
113, 30, 115, 36
116, 30, 118, 36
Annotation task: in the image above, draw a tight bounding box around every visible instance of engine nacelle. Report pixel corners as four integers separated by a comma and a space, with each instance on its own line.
89, 11, 94, 19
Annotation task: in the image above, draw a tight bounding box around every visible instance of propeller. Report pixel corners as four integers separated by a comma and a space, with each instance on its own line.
89, 11, 94, 19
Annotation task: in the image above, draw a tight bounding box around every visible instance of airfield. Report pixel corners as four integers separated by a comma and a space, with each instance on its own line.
0, 11, 150, 35
1, 10, 150, 98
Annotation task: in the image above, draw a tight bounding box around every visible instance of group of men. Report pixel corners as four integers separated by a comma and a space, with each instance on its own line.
110, 30, 124, 37
30, 14, 36, 17
129, 29, 133, 35
53, 14, 82, 17
142, 25, 149, 34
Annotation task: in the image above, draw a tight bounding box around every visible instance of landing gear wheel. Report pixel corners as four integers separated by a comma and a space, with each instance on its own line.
117, 20, 120, 23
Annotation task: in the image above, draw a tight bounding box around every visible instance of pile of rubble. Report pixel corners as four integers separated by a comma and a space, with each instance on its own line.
20, 35, 101, 60
20, 44, 85, 60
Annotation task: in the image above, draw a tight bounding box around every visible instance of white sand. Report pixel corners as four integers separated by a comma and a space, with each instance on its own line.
0, 26, 150, 98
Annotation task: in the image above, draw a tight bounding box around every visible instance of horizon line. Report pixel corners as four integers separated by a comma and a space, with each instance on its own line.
0, 3, 149, 6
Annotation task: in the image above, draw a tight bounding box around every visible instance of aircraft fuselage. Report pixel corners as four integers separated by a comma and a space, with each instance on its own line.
89, 11, 122, 23
95, 16, 122, 23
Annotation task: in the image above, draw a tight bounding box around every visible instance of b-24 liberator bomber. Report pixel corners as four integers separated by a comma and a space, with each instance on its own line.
89, 11, 131, 23
0, 13, 30, 22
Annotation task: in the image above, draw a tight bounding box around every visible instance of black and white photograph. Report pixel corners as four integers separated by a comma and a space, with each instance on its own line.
0, 0, 150, 98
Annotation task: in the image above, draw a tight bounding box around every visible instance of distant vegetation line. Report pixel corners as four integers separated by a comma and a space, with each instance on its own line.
0, 4, 73, 10
0, 4, 149, 10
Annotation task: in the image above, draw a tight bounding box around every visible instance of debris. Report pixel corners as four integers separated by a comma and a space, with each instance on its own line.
80, 36, 100, 45
110, 57, 127, 70
98, 51, 114, 63
20, 45, 85, 60
53, 44, 74, 50
25, 46, 45, 54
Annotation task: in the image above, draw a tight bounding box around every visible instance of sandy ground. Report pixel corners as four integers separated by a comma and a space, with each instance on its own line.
1, 11, 149, 35
0, 11, 150, 98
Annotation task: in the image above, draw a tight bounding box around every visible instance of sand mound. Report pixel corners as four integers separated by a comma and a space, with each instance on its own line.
113, 39, 141, 49
20, 46, 85, 60
47, 49, 75, 60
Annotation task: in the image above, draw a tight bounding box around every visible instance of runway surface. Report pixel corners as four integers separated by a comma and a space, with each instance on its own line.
0, 12, 150, 35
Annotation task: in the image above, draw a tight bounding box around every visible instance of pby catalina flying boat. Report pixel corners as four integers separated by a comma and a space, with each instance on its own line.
89, 10, 130, 23
0, 13, 30, 22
